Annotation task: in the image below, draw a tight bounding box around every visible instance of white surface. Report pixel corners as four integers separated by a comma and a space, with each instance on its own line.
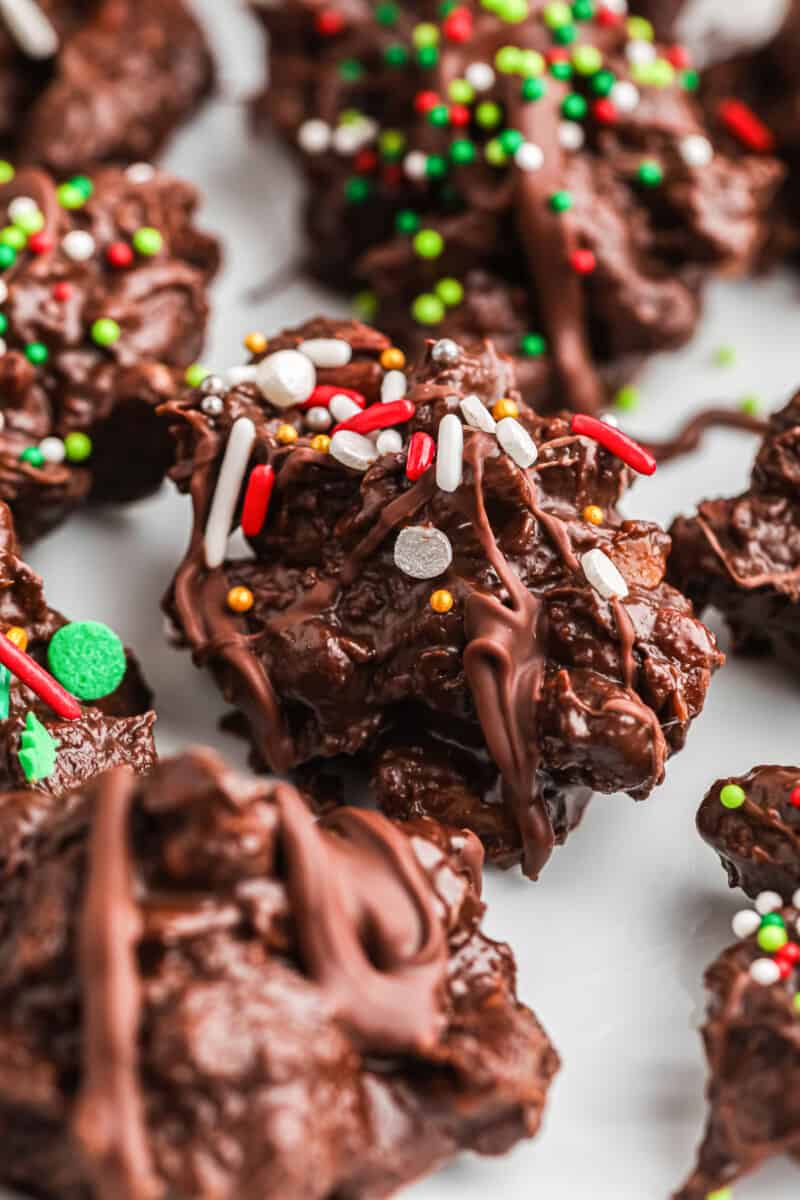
23, 2, 800, 1197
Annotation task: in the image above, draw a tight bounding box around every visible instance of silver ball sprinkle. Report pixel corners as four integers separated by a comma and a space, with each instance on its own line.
199, 374, 225, 395
431, 338, 461, 366
201, 395, 224, 417
305, 405, 332, 432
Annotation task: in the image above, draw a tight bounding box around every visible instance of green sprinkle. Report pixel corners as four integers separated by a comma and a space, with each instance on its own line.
353, 290, 378, 320
375, 1, 399, 24
614, 386, 640, 412
0, 226, 25, 250
521, 76, 546, 101
758, 925, 788, 953
20, 446, 44, 467
493, 0, 528, 22
572, 45, 602, 75
553, 23, 576, 44
428, 104, 450, 127
0, 244, 16, 269
720, 784, 745, 809
543, 1, 571, 26
56, 182, 86, 210
412, 293, 445, 324
48, 620, 126, 701
448, 79, 474, 104
476, 101, 502, 128
562, 93, 587, 120
549, 60, 572, 81
379, 129, 405, 159
496, 45, 523, 74
713, 345, 736, 367
627, 15, 654, 40
760, 913, 786, 928
132, 227, 163, 256
384, 44, 408, 66
69, 175, 93, 199
413, 229, 444, 259
425, 154, 448, 178
633, 58, 675, 88
591, 68, 615, 95
739, 394, 762, 416
499, 128, 524, 154
24, 342, 48, 366
549, 190, 573, 212
435, 277, 464, 306
637, 159, 664, 187
521, 332, 547, 357
450, 138, 476, 164
681, 68, 700, 91
571, 0, 594, 17
416, 45, 439, 68
13, 208, 43, 235
0, 667, 9, 721
794, 994, 800, 1016
485, 139, 508, 166
91, 318, 121, 347
396, 209, 420, 234
705, 1188, 732, 1200
18, 711, 58, 783
339, 58, 363, 81
0, 162, 14, 184
64, 431, 92, 463
412, 21, 439, 47
185, 363, 210, 388
345, 176, 371, 204
0, 314, 7, 334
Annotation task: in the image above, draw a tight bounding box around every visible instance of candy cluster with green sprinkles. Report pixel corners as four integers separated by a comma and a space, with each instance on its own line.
731, 890, 800, 997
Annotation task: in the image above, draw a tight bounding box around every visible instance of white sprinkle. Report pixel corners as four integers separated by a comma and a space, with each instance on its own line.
755, 890, 783, 915
204, 417, 256, 570
460, 393, 496, 433
465, 62, 495, 92
610, 80, 640, 112
626, 40, 656, 66
201, 395, 224, 417
404, 151, 428, 180
125, 162, 156, 184
226, 365, 258, 386
431, 338, 460, 365
0, 280, 8, 304
515, 141, 544, 172
8, 196, 36, 222
680, 134, 713, 168
298, 118, 332, 155
436, 414, 463, 493
732, 909, 761, 940
61, 230, 95, 262
0, 412, 4, 429
329, 394, 361, 423
298, 337, 352, 368
0, 0, 58, 59
305, 405, 332, 432
394, 526, 453, 580
581, 548, 629, 600
559, 121, 585, 152
496, 416, 538, 470
793, 888, 800, 909
0, 339, 7, 357
376, 428, 403, 455
329, 429, 379, 472
604, 0, 627, 10
255, 349, 316, 409
750, 958, 781, 986
381, 370, 407, 403
38, 436, 64, 464
333, 119, 377, 155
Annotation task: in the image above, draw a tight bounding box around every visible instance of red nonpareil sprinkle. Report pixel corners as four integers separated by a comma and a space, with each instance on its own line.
28, 232, 53, 254
355, 149, 378, 173
0, 635, 81, 720
570, 249, 596, 275
593, 98, 617, 125
415, 90, 440, 114
334, 398, 415, 435
241, 464, 275, 538
666, 45, 691, 69
719, 98, 775, 153
571, 413, 657, 476
596, 4, 622, 25
315, 8, 344, 36
546, 47, 569, 64
449, 104, 471, 127
406, 431, 435, 480
790, 785, 800, 808
443, 6, 472, 42
107, 241, 134, 268
52, 281, 72, 301
777, 957, 795, 980
778, 943, 800, 964
301, 385, 366, 411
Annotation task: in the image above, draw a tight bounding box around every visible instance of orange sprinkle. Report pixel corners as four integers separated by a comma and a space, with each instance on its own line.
381, 346, 406, 370
6, 626, 27, 651
492, 398, 519, 421
227, 586, 254, 614
276, 423, 299, 445
583, 505, 604, 526
429, 589, 454, 614
244, 331, 268, 355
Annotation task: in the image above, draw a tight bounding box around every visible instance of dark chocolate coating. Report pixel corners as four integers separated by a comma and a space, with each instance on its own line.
0, 162, 219, 542
675, 902, 800, 1199
0, 0, 212, 171
0, 747, 559, 1199
669, 389, 800, 673
253, 0, 779, 412
163, 316, 722, 879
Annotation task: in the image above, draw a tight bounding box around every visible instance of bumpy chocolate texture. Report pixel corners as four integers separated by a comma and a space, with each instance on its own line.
675, 893, 800, 1199
0, 0, 212, 171
0, 161, 219, 542
163, 317, 722, 879
0, 499, 155, 801
0, 747, 559, 1199
669, 390, 800, 674
253, 0, 779, 413
698, 766, 800, 903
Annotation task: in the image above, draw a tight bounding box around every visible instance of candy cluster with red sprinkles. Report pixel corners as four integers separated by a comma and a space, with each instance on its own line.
730, 889, 800, 1001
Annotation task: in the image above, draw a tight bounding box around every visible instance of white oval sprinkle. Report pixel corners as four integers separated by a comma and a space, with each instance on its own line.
226, 365, 258, 387
755, 890, 783, 915
305, 405, 332, 432
201, 395, 224, 417
298, 337, 352, 368
460, 393, 496, 433
39, 436, 65, 464
0, 0, 59, 59
559, 121, 585, 152
61, 230, 95, 262
204, 417, 256, 570
329, 394, 361, 423
496, 416, 538, 469
255, 349, 316, 409
394, 526, 453, 580
610, 80, 640, 113
329, 430, 379, 472
126, 162, 156, 184
376, 428, 403, 455
732, 909, 761, 940
581, 548, 629, 600
750, 958, 781, 986
465, 62, 495, 92
8, 196, 36, 222
403, 151, 428, 181
298, 118, 332, 155
626, 39, 656, 66
381, 370, 407, 403
436, 414, 463, 493
679, 134, 713, 168
515, 142, 544, 172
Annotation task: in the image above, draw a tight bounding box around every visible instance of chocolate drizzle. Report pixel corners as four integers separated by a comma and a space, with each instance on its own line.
645, 406, 768, 464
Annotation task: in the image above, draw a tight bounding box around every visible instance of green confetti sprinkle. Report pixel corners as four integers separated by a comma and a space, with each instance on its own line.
47, 621, 126, 701
18, 711, 58, 784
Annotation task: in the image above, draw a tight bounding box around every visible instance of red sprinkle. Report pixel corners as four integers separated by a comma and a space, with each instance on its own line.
571, 414, 657, 476
0, 635, 80, 720
382, 164, 403, 188
449, 104, 471, 127
546, 47, 569, 64
596, 4, 622, 25
52, 281, 72, 301
315, 8, 345, 36
666, 45, 691, 69
28, 232, 53, 254
593, 98, 617, 125
442, 6, 473, 42
406, 431, 435, 480
355, 149, 378, 174
778, 943, 800, 964
777, 958, 795, 980
334, 398, 415, 436
719, 98, 775, 153
570, 249, 596, 275
241, 464, 275, 538
414, 90, 440, 114
107, 241, 134, 268
302, 385, 366, 412
790, 785, 800, 808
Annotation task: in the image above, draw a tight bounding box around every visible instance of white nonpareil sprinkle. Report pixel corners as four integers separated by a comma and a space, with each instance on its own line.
255, 349, 316, 409
559, 122, 585, 152
626, 40, 656, 66
126, 162, 156, 184
581, 548, 629, 600
0, 0, 58, 59
403, 151, 428, 180
329, 394, 361, 423
376, 428, 403, 455
297, 119, 331, 155
298, 338, 352, 368
465, 61, 495, 92
201, 395, 224, 417
436, 413, 463, 493
496, 416, 538, 469
0, 280, 8, 304
381, 370, 407, 403
610, 81, 640, 112
61, 230, 95, 262
460, 393, 496, 433
750, 958, 781, 986
755, 890, 783, 915
679, 134, 714, 168
333, 118, 377, 156
8, 196, 36, 222
604, 0, 628, 10
204, 417, 256, 570
305, 405, 332, 432
794, 888, 800, 909
732, 909, 761, 940
330, 430, 379, 472
394, 525, 453, 579
0, 340, 7, 358
39, 436, 65, 464
515, 142, 544, 172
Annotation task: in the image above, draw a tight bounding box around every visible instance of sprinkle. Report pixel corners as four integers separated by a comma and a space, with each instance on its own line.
460, 393, 496, 432
227, 586, 254, 614
298, 337, 352, 368
413, 293, 445, 324
5, 626, 26, 651
244, 331, 268, 355
20, 446, 44, 467
91, 318, 121, 347
304, 384, 365, 411
311, 434, 331, 452
614, 385, 639, 412
521, 332, 547, 357
750, 958, 781, 986
334, 398, 415, 436
713, 344, 736, 367
381, 369, 407, 403
581, 548, 628, 600
719, 98, 775, 153
376, 429, 403, 454
381, 347, 406, 371
739, 394, 761, 416
330, 429, 380, 472
570, 248, 596, 274
201, 395, 223, 417
732, 909, 761, 940
790, 786, 800, 808
758, 924, 788, 953
0, 0, 59, 59
680, 134, 713, 167
328, 394, 362, 424
204, 417, 256, 569
241, 464, 275, 538
496, 416, 538, 468
24, 342, 47, 365
431, 338, 461, 365
465, 62, 495, 91
394, 525, 453, 579
133, 227, 162, 256
39, 436, 65, 464
626, 39, 656, 66
47, 621, 126, 701
107, 241, 133, 268
226, 365, 258, 387
571, 413, 656, 475
515, 141, 544, 171
637, 159, 664, 188
305, 405, 332, 432
549, 190, 573, 212
430, 588, 454, 613
406, 431, 435, 481
755, 890, 783, 916
610, 80, 639, 111
61, 230, 95, 261
18, 711, 58, 782
559, 121, 585, 151
414, 229, 444, 259
298, 119, 332, 154
403, 151, 428, 180
720, 783, 745, 809
126, 162, 155, 183
436, 414, 463, 492
185, 364, 210, 388
276, 423, 298, 444
64, 432, 92, 462
7, 196, 35, 223
255, 349, 316, 408
492, 398, 519, 420
583, 505, 604, 526
794, 888, 800, 909
0, 632, 80, 720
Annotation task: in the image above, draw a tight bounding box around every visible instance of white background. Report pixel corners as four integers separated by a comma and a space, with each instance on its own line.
25, 1, 800, 1196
